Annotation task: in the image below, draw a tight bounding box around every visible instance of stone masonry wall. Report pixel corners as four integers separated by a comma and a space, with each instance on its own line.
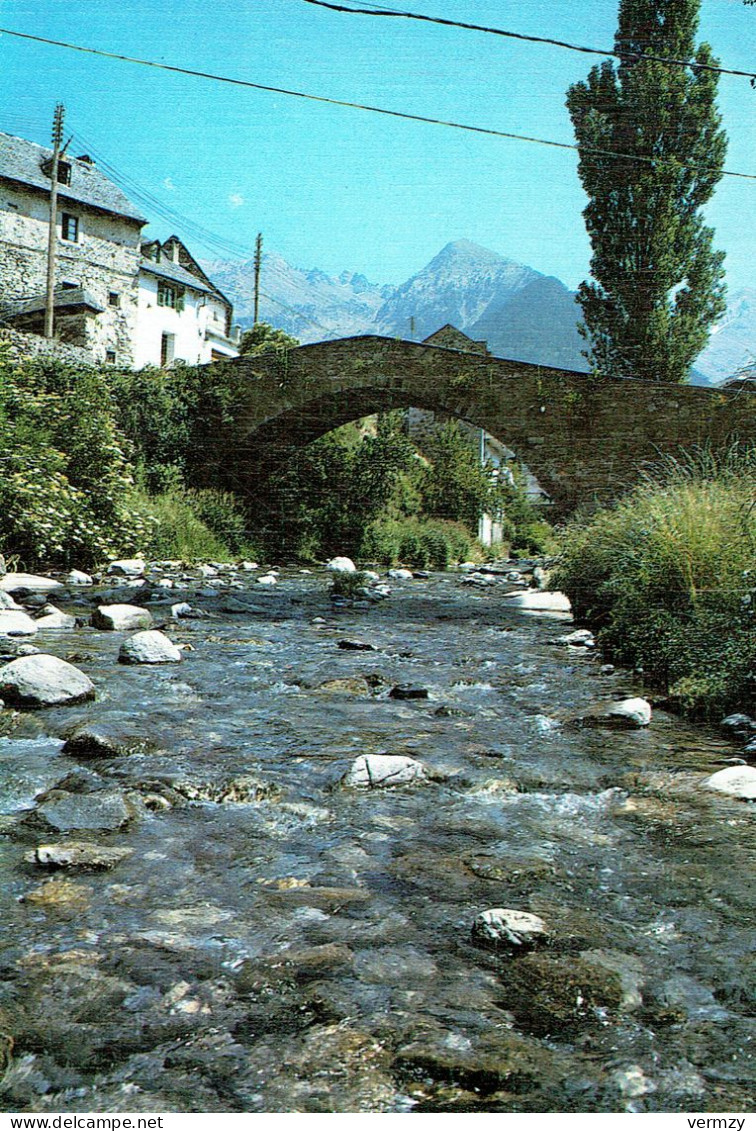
0, 181, 141, 365
224, 336, 756, 515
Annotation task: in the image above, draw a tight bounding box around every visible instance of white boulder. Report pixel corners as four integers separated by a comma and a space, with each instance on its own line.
92, 605, 153, 631
35, 607, 77, 630
0, 573, 64, 595
66, 569, 93, 586
0, 654, 95, 706
342, 753, 428, 789
503, 590, 572, 612
471, 908, 548, 950
0, 610, 38, 637
605, 698, 652, 728
118, 630, 182, 665
107, 559, 145, 577
326, 557, 357, 574
703, 765, 756, 801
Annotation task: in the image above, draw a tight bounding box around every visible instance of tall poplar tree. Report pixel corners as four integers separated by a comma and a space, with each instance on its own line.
566, 0, 728, 383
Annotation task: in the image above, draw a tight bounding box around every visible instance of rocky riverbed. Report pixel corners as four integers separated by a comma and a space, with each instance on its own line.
0, 558, 753, 1113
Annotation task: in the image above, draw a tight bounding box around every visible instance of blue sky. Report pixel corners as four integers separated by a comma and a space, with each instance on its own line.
0, 0, 754, 292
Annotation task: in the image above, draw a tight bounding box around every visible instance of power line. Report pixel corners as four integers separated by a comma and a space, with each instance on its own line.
298, 0, 756, 83
64, 126, 344, 337
2, 26, 755, 181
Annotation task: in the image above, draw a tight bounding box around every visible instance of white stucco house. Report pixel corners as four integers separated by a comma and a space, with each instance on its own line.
0, 130, 239, 367
136, 236, 239, 367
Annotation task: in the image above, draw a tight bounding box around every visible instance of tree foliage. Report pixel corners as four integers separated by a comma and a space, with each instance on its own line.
566, 0, 727, 383
238, 322, 299, 357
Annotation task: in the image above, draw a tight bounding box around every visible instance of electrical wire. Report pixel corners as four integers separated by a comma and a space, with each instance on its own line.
1, 26, 755, 181
298, 0, 756, 83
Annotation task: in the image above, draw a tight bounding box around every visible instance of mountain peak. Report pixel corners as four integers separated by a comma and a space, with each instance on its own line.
428, 239, 522, 271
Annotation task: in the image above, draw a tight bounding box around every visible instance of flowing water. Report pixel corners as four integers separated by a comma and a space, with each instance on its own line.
0, 567, 753, 1113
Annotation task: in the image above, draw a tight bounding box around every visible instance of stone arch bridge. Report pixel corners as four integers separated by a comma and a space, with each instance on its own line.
210, 336, 756, 515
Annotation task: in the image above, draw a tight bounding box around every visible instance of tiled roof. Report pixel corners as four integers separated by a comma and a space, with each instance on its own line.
0, 131, 146, 224
140, 253, 227, 301
2, 286, 105, 318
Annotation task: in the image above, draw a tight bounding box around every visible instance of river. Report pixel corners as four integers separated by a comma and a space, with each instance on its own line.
0, 564, 753, 1113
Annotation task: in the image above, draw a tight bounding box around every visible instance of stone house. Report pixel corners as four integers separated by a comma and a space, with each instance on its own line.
0, 130, 238, 367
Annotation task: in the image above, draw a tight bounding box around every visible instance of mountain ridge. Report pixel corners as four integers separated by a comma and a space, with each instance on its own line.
204, 239, 752, 385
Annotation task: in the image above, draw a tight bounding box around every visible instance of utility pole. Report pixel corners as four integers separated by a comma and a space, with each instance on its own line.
253, 232, 263, 325
44, 103, 65, 339
409, 316, 415, 340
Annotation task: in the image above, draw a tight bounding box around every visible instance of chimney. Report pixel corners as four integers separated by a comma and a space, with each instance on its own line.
171, 241, 180, 265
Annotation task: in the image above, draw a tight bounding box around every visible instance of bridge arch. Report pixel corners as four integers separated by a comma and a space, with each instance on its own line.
214, 336, 756, 515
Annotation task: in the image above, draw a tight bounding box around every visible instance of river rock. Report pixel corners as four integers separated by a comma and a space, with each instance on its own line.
257, 574, 277, 586
0, 591, 21, 610
107, 559, 145, 577
558, 629, 595, 648
34, 790, 135, 832
342, 753, 429, 789
0, 573, 64, 595
66, 569, 93, 586
21, 877, 91, 912
703, 765, 756, 801
118, 630, 182, 665
337, 639, 377, 651
326, 556, 356, 573
0, 654, 95, 706
577, 697, 652, 729
471, 907, 548, 951
502, 590, 572, 612
388, 568, 413, 580
720, 713, 756, 739
34, 606, 77, 630
92, 604, 153, 631
389, 684, 429, 700
25, 842, 133, 871
62, 721, 149, 760
501, 950, 636, 1036
0, 610, 38, 636
317, 677, 371, 696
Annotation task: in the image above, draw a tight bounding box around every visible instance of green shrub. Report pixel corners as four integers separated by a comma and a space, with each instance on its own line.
360, 517, 480, 569
329, 569, 372, 598
182, 488, 254, 557
0, 352, 153, 565
128, 490, 236, 561
553, 449, 756, 718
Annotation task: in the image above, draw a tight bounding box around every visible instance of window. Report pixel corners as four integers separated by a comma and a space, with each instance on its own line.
61, 213, 79, 242
108, 292, 120, 308
157, 281, 177, 308
160, 333, 176, 368
57, 162, 71, 185
105, 350, 116, 364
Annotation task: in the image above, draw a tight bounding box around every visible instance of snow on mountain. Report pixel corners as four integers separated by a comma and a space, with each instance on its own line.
205, 241, 753, 383
371, 239, 539, 341
692, 288, 756, 386
203, 250, 393, 341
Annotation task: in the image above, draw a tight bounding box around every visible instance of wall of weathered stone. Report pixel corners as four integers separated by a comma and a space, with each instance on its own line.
0, 181, 141, 365
221, 336, 756, 515
0, 325, 96, 366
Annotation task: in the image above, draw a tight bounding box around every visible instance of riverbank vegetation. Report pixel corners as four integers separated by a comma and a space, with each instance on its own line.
554, 447, 756, 719
0, 347, 545, 569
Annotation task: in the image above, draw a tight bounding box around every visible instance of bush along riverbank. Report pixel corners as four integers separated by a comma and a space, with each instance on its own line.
0, 347, 552, 572
554, 447, 756, 723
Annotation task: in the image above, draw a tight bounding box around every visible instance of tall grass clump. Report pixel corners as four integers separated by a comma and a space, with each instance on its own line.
128, 489, 256, 562
359, 517, 482, 569
554, 446, 756, 718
